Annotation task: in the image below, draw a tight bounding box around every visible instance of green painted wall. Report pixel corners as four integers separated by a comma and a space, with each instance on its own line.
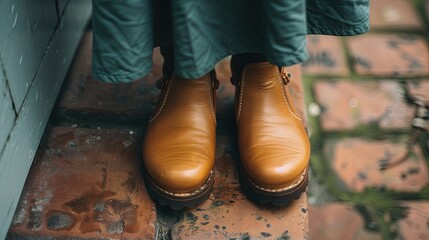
0, 1, 92, 238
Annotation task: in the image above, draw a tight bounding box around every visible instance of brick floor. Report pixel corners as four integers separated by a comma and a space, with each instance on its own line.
313, 80, 415, 131
347, 34, 429, 77
303, 35, 349, 76
309, 203, 381, 240
8, 127, 156, 239
370, 0, 423, 30
326, 138, 428, 192
171, 135, 309, 240
397, 201, 429, 240
56, 32, 163, 123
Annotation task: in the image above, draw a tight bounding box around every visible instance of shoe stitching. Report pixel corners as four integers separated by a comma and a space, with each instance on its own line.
206, 75, 217, 124
246, 168, 307, 193
276, 68, 302, 120
149, 75, 173, 122
236, 66, 247, 122
149, 170, 214, 197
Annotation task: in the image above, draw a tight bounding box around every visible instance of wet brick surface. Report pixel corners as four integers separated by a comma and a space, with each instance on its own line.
309, 203, 381, 240
370, 0, 423, 30
303, 35, 349, 76
326, 138, 428, 192
347, 34, 429, 76
313, 80, 415, 131
171, 135, 309, 240
397, 201, 429, 240
8, 127, 156, 239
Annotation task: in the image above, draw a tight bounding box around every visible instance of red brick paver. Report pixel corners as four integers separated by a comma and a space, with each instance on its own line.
8, 127, 156, 239
347, 34, 429, 77
313, 80, 415, 131
303, 35, 349, 76
171, 136, 309, 240
326, 138, 428, 192
397, 201, 429, 240
309, 203, 381, 240
370, 0, 423, 30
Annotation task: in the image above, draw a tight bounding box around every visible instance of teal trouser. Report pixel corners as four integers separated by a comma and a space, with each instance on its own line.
92, 0, 370, 83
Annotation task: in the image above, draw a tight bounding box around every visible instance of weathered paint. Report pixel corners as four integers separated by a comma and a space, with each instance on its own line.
0, 1, 92, 238
0, 63, 16, 154
0, 0, 57, 111
26, 1, 59, 69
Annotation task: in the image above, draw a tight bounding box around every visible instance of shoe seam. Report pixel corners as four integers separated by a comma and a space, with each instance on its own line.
246, 168, 307, 193
149, 75, 173, 122
206, 75, 217, 124
275, 68, 302, 121
149, 170, 214, 197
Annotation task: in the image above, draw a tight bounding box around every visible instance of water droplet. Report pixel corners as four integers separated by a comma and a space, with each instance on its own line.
308, 102, 321, 116
383, 7, 401, 22
348, 97, 358, 108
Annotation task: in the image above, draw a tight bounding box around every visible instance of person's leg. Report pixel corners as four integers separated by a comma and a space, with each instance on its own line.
230, 53, 310, 205
92, 0, 153, 84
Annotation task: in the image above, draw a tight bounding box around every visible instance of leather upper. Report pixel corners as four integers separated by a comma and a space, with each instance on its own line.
143, 73, 217, 193
235, 63, 310, 190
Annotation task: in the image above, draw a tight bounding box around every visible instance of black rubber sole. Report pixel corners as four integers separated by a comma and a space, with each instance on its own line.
238, 166, 309, 206
143, 170, 214, 210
